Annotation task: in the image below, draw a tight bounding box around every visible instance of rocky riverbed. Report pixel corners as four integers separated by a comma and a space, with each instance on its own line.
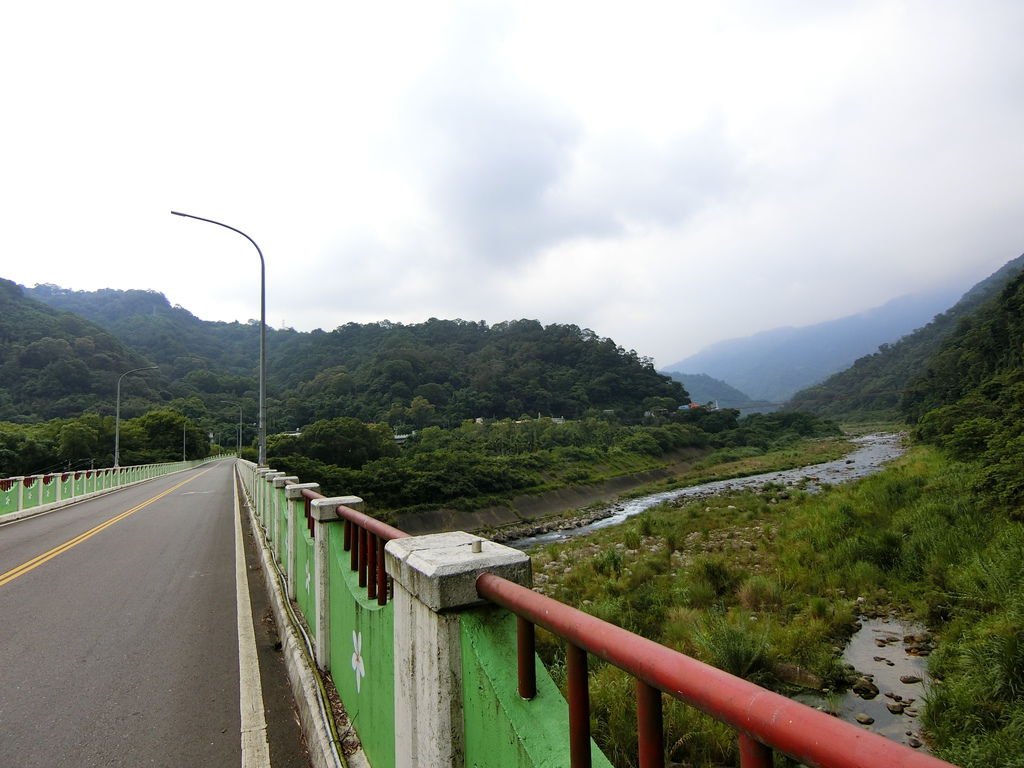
799, 615, 935, 752
504, 432, 906, 550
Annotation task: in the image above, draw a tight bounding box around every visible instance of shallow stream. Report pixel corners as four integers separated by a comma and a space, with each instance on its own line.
798, 616, 934, 752
510, 433, 933, 751
509, 432, 906, 549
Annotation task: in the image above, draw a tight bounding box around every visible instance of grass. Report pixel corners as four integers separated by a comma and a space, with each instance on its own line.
531, 445, 1024, 766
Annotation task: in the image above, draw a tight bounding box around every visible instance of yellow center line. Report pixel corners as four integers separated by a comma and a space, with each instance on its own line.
0, 467, 215, 589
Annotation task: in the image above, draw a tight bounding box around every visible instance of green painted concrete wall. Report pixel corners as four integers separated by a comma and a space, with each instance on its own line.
275, 497, 287, 569
327, 523, 396, 768
295, 526, 316, 636
461, 609, 614, 768
0, 482, 17, 515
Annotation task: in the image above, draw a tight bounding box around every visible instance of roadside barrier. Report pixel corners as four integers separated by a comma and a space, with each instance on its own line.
238, 459, 958, 768
0, 456, 233, 521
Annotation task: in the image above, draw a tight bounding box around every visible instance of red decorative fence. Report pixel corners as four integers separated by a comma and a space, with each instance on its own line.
298, 487, 408, 606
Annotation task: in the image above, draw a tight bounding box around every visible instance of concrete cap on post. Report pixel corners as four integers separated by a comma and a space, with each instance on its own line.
310, 495, 364, 522
284, 482, 320, 500
263, 471, 285, 484
257, 468, 276, 478
272, 475, 299, 489
385, 531, 532, 612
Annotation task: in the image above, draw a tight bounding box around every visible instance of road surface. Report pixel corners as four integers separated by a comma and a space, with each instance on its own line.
0, 460, 309, 768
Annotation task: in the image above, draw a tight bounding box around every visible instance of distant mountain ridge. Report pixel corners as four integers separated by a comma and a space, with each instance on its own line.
664, 286, 964, 402
788, 253, 1024, 420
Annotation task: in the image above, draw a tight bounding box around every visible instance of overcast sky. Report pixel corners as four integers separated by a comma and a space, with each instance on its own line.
3, 1, 1022, 367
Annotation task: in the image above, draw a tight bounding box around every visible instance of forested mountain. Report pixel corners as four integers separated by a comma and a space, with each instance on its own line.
26, 283, 300, 383
0, 279, 165, 421
906, 269, 1024, 505
664, 286, 963, 402
787, 253, 1024, 421
270, 318, 688, 428
14, 283, 689, 432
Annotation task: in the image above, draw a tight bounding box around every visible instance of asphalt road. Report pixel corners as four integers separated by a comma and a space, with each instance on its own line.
0, 460, 309, 768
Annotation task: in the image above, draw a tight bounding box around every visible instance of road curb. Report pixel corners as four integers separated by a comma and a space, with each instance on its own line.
240, 490, 370, 768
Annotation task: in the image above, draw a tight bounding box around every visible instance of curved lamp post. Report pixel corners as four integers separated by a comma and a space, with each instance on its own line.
114, 365, 158, 468
171, 211, 266, 466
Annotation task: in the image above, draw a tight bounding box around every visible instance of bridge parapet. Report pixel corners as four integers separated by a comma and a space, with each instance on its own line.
0, 456, 232, 522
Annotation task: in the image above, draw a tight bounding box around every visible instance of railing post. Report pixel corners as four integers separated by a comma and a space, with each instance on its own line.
309, 495, 364, 672
567, 643, 592, 768
261, 471, 284, 540
255, 468, 274, 523
271, 475, 298, 563
637, 681, 664, 768
283, 483, 320, 600
738, 733, 773, 768
385, 531, 532, 768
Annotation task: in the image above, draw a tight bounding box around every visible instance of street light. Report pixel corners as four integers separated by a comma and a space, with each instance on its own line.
114, 365, 158, 468
171, 210, 267, 466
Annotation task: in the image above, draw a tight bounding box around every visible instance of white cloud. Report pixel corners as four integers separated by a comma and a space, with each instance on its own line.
2, 1, 1022, 368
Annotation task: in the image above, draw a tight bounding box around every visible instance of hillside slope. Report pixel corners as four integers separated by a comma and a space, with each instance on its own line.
0, 280, 160, 422
20, 284, 689, 428
787, 253, 1024, 420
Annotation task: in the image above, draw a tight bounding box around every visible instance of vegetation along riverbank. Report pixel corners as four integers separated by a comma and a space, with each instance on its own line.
529, 443, 1023, 766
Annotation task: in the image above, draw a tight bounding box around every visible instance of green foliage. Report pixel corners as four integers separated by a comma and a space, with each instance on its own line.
12, 283, 700, 454
530, 436, 1024, 765
905, 271, 1024, 513
0, 279, 158, 422
691, 613, 775, 683
291, 417, 398, 468
0, 408, 212, 476
267, 412, 839, 512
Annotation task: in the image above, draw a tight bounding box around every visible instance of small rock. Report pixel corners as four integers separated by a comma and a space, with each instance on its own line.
908, 737, 922, 749
886, 701, 906, 715
900, 675, 922, 684
904, 708, 919, 718
852, 678, 880, 699
855, 713, 875, 725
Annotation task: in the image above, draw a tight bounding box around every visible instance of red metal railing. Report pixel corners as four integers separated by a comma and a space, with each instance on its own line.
476, 572, 956, 768
299, 488, 409, 606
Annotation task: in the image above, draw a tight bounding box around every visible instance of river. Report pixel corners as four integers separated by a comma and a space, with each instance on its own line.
511, 431, 933, 751
509, 432, 906, 550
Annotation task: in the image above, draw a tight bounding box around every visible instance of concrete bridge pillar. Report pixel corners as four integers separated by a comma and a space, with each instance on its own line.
260, 472, 285, 541
256, 468, 277, 526
309, 496, 365, 672
270, 475, 298, 564
283, 483, 320, 600
385, 531, 531, 768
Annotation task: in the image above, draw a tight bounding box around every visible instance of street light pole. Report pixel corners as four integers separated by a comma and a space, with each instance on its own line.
114, 365, 158, 468
171, 211, 267, 466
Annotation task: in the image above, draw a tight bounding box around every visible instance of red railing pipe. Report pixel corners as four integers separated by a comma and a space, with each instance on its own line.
299, 487, 409, 605
476, 573, 954, 768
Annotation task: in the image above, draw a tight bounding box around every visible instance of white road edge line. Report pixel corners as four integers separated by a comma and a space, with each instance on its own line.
234, 476, 272, 767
